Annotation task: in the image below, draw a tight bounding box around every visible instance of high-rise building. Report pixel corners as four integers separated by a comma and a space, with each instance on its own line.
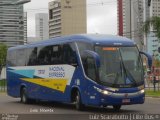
35, 13, 49, 40
0, 0, 29, 47
150, 0, 160, 16
117, 0, 147, 50
24, 12, 28, 44
117, 0, 160, 55
49, 0, 87, 38
147, 0, 160, 59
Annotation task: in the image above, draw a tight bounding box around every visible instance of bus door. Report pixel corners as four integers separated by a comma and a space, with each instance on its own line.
82, 52, 100, 105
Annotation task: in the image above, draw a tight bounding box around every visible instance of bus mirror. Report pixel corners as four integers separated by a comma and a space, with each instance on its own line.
140, 51, 152, 70
83, 50, 100, 68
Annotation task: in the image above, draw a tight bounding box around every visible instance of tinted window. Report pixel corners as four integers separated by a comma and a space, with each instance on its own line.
84, 57, 96, 81
63, 43, 78, 66
11, 43, 78, 66
51, 45, 63, 64
77, 42, 94, 77
7, 50, 17, 66
77, 42, 93, 55
37, 46, 53, 65
16, 49, 26, 66
27, 47, 37, 66
36, 45, 63, 65
36, 43, 78, 66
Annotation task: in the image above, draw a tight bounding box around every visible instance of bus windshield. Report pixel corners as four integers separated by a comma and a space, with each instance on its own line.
95, 46, 144, 88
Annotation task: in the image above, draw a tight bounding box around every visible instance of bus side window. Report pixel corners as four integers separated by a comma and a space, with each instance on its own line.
37, 46, 51, 65
84, 57, 96, 81
77, 42, 93, 55
16, 49, 26, 66
51, 45, 63, 64
63, 43, 78, 66
7, 51, 17, 66
27, 47, 37, 66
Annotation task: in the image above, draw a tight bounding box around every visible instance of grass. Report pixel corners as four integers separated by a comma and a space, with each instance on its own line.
0, 79, 7, 93
145, 90, 160, 97
0, 79, 6, 87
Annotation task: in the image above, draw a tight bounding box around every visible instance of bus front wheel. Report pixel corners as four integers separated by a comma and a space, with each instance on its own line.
113, 105, 121, 111
20, 87, 29, 104
75, 91, 85, 111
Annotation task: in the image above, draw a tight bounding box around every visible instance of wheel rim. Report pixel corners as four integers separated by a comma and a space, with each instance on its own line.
22, 94, 26, 103
76, 94, 80, 109
21, 90, 26, 103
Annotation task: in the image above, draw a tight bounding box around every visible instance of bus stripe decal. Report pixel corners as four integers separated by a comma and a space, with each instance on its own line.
9, 70, 35, 78
21, 78, 68, 93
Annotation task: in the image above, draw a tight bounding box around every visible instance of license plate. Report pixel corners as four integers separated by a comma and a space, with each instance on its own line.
122, 99, 130, 103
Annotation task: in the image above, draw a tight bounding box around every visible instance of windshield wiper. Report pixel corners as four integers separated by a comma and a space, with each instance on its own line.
113, 62, 123, 85
119, 49, 137, 86
122, 60, 137, 86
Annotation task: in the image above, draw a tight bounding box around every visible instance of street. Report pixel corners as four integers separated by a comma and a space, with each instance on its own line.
0, 93, 160, 120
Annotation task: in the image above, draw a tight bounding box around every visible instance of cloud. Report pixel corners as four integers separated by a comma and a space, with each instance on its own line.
87, 0, 117, 35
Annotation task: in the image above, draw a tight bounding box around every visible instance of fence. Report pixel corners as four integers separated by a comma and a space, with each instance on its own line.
145, 75, 160, 91
145, 68, 160, 91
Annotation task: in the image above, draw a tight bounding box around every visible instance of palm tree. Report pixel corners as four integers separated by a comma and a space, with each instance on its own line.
143, 16, 160, 39
143, 16, 160, 63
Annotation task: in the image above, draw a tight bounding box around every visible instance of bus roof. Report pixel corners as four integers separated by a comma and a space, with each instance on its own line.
8, 34, 136, 50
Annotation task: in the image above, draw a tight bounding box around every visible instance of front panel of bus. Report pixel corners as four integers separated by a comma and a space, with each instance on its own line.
77, 42, 145, 106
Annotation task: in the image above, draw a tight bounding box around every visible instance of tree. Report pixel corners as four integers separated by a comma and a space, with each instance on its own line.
143, 16, 160, 39
0, 43, 7, 75
153, 58, 160, 67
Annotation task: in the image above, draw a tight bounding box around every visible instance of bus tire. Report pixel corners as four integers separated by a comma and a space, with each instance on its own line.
75, 91, 85, 111
113, 105, 121, 111
20, 87, 29, 104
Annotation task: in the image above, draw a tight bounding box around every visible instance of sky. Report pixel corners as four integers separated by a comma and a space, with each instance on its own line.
24, 0, 117, 37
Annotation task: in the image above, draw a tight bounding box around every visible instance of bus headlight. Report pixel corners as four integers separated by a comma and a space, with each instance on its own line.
94, 86, 112, 95
140, 89, 145, 94
102, 90, 109, 95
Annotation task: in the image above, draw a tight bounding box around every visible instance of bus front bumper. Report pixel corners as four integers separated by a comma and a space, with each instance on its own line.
99, 92, 145, 106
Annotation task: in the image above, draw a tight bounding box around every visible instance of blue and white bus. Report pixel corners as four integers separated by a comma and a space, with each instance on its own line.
6, 34, 152, 110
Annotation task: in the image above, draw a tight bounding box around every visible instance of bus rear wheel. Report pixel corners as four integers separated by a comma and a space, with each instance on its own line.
20, 87, 29, 104
113, 105, 121, 111
75, 91, 85, 111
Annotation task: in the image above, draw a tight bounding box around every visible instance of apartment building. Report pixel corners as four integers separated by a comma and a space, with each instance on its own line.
35, 13, 49, 40
0, 0, 29, 46
49, 0, 87, 38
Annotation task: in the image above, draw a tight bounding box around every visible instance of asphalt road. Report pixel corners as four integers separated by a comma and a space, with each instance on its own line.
0, 93, 160, 120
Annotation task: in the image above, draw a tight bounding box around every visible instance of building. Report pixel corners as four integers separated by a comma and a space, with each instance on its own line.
118, 0, 160, 55
24, 12, 28, 44
27, 37, 39, 43
117, 0, 148, 50
147, 32, 159, 58
0, 0, 29, 47
147, 0, 160, 59
35, 13, 49, 40
150, 0, 160, 17
49, 0, 87, 38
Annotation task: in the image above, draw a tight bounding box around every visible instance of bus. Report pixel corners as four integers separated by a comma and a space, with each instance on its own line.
6, 34, 152, 111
